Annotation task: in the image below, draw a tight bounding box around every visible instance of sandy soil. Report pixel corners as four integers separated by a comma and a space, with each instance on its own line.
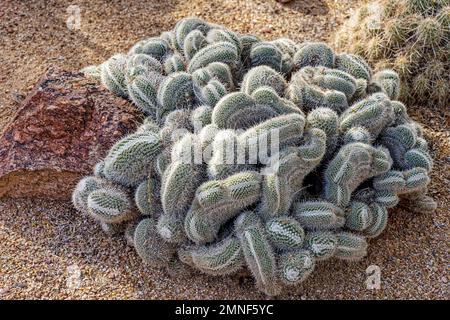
0, 0, 449, 299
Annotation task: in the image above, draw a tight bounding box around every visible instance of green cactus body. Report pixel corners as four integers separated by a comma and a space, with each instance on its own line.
370, 69, 401, 100
156, 213, 186, 244
362, 203, 389, 238
306, 107, 339, 158
81, 65, 101, 80
237, 221, 281, 296
185, 171, 262, 244
197, 79, 228, 107
72, 176, 108, 213
265, 216, 305, 250
103, 132, 162, 187
339, 92, 395, 137
324, 142, 392, 208
134, 218, 176, 267
288, 71, 348, 113
295, 66, 357, 100
212, 88, 300, 130
343, 126, 372, 145
293, 42, 335, 69
241, 65, 287, 96
334, 232, 368, 260
192, 62, 234, 90
174, 17, 210, 53
304, 231, 338, 261
206, 28, 242, 54
157, 72, 195, 119
100, 54, 129, 98
184, 29, 208, 61
188, 235, 245, 275
345, 201, 373, 231
293, 200, 345, 230
249, 42, 292, 74
127, 72, 164, 117
93, 161, 106, 178
161, 134, 205, 216
240, 34, 261, 66
87, 187, 135, 223
334, 53, 372, 81
188, 42, 239, 73
129, 37, 169, 61
278, 249, 315, 286
164, 53, 186, 74
135, 178, 161, 216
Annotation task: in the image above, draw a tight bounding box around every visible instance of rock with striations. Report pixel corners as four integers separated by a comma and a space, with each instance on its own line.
0, 67, 141, 199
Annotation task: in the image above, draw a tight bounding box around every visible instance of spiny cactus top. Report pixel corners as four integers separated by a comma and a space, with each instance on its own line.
75, 17, 436, 296
333, 0, 450, 108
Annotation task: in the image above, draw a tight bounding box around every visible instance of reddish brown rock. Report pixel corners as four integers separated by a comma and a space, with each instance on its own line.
0, 67, 142, 199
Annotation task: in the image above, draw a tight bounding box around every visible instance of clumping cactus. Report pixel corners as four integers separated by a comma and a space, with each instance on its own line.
74, 17, 436, 296
334, 0, 449, 108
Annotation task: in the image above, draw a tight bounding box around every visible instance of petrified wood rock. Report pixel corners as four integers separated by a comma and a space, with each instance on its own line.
0, 67, 142, 199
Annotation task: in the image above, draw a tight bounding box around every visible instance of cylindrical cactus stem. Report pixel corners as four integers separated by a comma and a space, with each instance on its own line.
135, 178, 161, 216
161, 134, 205, 216
156, 213, 186, 244
304, 231, 338, 261
345, 201, 373, 231
128, 37, 169, 61
334, 232, 368, 261
197, 79, 228, 107
191, 105, 213, 131
103, 131, 162, 187
339, 92, 396, 138
72, 176, 108, 213
265, 216, 305, 250
364, 203, 389, 238
192, 62, 235, 90
241, 65, 286, 96
236, 217, 281, 296
93, 161, 106, 178
212, 88, 301, 130
127, 72, 164, 117
157, 72, 195, 120
306, 107, 339, 158
206, 28, 242, 54
187, 234, 245, 276
334, 53, 372, 81
278, 249, 315, 286
187, 41, 239, 73
100, 54, 129, 98
249, 42, 293, 74
343, 126, 372, 145
134, 218, 176, 267
369, 69, 400, 100
184, 171, 262, 244
293, 200, 345, 230
163, 53, 186, 74
174, 17, 210, 53
87, 187, 136, 224
183, 29, 208, 61
324, 142, 392, 208
293, 42, 335, 69
294, 66, 357, 100
240, 34, 261, 66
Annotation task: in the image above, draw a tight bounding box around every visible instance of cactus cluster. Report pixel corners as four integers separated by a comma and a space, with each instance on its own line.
333, 0, 449, 108
75, 17, 436, 296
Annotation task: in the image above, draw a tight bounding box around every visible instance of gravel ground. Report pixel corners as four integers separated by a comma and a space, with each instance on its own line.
0, 0, 449, 299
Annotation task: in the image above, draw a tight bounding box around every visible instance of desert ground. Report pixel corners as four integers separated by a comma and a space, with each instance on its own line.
0, 0, 448, 299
